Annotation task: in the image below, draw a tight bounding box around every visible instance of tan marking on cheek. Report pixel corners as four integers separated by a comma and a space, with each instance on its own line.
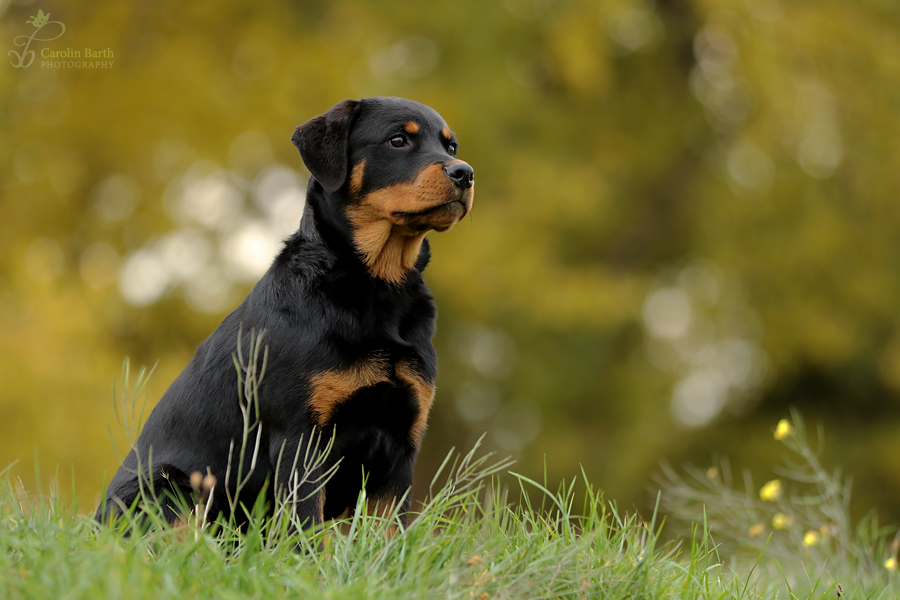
349, 159, 366, 197
356, 164, 453, 219
396, 360, 436, 447
307, 355, 391, 427
346, 181, 429, 284
441, 126, 452, 140
345, 164, 462, 284
403, 121, 420, 134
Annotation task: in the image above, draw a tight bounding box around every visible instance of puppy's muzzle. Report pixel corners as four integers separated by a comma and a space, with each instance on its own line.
391, 161, 474, 232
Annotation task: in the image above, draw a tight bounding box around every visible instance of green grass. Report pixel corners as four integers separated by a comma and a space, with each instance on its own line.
2, 352, 895, 599
1, 416, 897, 600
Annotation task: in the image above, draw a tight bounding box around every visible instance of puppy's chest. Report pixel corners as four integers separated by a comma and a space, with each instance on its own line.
305, 351, 436, 443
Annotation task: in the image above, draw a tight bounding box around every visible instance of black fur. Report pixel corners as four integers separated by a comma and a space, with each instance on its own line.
96, 97, 474, 529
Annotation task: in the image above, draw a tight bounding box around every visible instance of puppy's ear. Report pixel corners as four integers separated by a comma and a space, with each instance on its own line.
292, 99, 360, 193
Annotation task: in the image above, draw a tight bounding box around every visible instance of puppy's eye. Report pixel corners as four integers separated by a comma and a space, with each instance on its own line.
389, 135, 407, 148
448, 143, 458, 157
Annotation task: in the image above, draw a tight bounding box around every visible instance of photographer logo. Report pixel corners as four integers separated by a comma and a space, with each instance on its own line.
9, 10, 114, 69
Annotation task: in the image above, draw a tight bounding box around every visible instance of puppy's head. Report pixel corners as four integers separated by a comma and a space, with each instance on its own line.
292, 97, 474, 284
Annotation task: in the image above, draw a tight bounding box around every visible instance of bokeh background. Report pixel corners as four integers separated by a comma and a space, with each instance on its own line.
3, 0, 900, 521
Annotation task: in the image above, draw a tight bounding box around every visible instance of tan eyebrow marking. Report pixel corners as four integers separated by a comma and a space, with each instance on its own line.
403, 121, 420, 134
441, 126, 452, 140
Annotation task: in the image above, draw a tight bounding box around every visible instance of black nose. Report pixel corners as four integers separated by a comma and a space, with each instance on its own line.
444, 162, 474, 189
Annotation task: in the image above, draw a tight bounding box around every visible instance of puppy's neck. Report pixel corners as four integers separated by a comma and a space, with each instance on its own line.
301, 180, 426, 285
345, 209, 427, 285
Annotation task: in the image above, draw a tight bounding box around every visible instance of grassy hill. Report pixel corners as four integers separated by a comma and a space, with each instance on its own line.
1, 417, 895, 599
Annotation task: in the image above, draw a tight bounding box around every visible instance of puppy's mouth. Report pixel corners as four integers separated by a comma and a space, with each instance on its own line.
392, 200, 468, 232
391, 193, 472, 233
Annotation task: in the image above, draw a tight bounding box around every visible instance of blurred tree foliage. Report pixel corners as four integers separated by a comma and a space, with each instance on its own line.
2, 0, 900, 519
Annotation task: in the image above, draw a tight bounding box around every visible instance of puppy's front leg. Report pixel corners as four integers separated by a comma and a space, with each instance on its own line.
366, 453, 415, 530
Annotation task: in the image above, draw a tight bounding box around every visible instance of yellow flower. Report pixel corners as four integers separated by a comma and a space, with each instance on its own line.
772, 513, 792, 530
886, 557, 897, 571
774, 419, 793, 441
748, 523, 765, 537
760, 479, 783, 502
706, 467, 719, 480
803, 530, 819, 546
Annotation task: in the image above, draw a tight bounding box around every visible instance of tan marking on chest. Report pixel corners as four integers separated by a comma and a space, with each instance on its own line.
396, 360, 436, 447
307, 355, 391, 428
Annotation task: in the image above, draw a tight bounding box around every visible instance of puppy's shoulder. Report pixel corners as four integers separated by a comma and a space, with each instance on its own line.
274, 230, 337, 279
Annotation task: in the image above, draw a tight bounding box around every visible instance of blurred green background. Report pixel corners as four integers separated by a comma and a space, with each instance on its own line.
3, 0, 900, 521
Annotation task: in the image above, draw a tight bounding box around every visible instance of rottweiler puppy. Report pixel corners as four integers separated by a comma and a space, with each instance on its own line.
96, 97, 474, 529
